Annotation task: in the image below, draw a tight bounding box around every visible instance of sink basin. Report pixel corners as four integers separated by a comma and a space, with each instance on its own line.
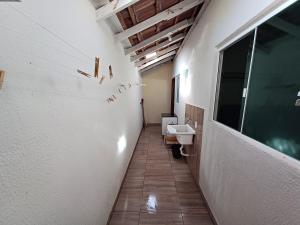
167, 124, 195, 145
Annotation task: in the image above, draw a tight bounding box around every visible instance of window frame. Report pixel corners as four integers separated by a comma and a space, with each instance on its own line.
213, 0, 298, 129
213, 29, 257, 132
213, 0, 300, 161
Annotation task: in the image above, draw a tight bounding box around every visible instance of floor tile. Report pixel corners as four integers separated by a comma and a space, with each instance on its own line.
132, 150, 148, 160
141, 194, 181, 212
182, 213, 214, 225
136, 143, 149, 151
127, 168, 145, 177
109, 212, 139, 225
139, 137, 150, 144
142, 187, 180, 212
108, 126, 214, 225
181, 208, 210, 214
114, 188, 142, 212
147, 159, 171, 164
129, 159, 147, 169
139, 212, 183, 225
123, 176, 144, 189
147, 152, 169, 160
144, 176, 175, 187
146, 162, 172, 170
148, 147, 168, 153
143, 186, 177, 195
178, 193, 207, 210
172, 168, 195, 182
175, 181, 200, 193
145, 166, 173, 177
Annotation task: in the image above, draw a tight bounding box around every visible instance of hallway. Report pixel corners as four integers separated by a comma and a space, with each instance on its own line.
108, 126, 214, 225
2, 1, 300, 224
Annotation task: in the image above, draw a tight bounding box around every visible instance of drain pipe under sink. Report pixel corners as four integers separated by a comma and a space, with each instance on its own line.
180, 144, 193, 157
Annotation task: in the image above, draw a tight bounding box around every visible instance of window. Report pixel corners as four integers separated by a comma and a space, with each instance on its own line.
176, 75, 180, 103
215, 31, 255, 131
215, 1, 300, 160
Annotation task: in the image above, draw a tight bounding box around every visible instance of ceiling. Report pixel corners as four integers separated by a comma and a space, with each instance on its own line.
91, 0, 210, 72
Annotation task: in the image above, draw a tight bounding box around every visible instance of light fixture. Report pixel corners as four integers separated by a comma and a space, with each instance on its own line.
145, 52, 157, 59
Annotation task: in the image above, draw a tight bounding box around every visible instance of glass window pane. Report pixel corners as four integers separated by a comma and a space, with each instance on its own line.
216, 32, 255, 131
243, 1, 300, 160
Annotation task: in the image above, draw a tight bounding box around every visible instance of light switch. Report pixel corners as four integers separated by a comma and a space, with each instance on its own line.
194, 121, 198, 129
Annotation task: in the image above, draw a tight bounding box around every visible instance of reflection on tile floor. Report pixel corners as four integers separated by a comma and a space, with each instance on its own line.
109, 126, 214, 225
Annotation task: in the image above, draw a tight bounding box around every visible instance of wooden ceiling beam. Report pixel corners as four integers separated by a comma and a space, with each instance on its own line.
135, 43, 181, 66
176, 0, 211, 57
128, 6, 143, 42
125, 19, 193, 55
115, 0, 203, 41
140, 56, 174, 73
138, 50, 177, 70
155, 0, 163, 45
133, 0, 156, 12
96, 0, 139, 20
130, 33, 185, 62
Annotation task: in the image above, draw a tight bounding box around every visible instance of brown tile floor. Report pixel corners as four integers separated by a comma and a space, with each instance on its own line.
109, 126, 214, 225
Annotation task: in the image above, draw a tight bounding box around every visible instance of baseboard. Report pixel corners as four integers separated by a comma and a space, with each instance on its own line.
105, 127, 143, 225
199, 187, 219, 225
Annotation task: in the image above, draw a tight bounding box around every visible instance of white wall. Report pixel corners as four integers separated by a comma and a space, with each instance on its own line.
142, 62, 173, 124
173, 0, 300, 225
0, 1, 142, 225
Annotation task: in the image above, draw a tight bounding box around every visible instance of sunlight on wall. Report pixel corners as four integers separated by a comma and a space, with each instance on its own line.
181, 68, 191, 98
117, 135, 127, 154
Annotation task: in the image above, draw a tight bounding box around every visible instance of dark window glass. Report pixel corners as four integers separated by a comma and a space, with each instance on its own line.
216, 32, 255, 130
243, 1, 300, 160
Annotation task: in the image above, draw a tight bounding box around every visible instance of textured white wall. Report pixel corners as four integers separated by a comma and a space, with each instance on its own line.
0, 1, 142, 225
173, 0, 300, 225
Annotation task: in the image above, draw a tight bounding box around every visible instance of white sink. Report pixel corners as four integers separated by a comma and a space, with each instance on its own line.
167, 124, 195, 145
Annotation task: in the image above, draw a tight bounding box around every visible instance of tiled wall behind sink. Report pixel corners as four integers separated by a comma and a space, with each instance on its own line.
184, 104, 204, 184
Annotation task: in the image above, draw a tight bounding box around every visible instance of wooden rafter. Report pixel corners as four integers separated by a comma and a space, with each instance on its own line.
138, 50, 176, 70
115, 0, 203, 42
125, 19, 193, 55
96, 0, 139, 20
135, 43, 181, 66
130, 33, 185, 62
176, 0, 211, 57
140, 56, 174, 73
93, 0, 210, 70
128, 6, 143, 42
